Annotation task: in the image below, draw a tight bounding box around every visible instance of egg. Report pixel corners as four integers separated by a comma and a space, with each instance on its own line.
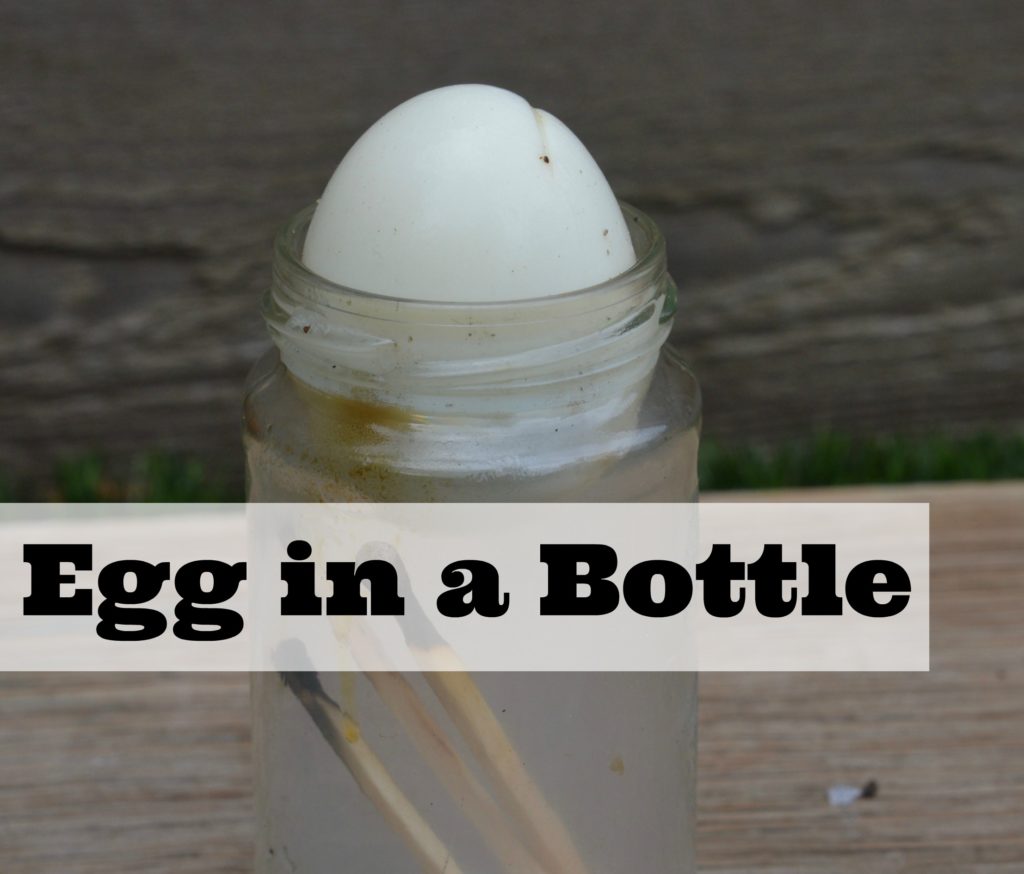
302, 84, 636, 303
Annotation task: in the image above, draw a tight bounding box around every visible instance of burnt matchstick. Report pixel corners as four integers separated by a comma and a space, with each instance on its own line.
420, 670, 590, 874
280, 670, 465, 874
356, 543, 593, 874
342, 622, 552, 874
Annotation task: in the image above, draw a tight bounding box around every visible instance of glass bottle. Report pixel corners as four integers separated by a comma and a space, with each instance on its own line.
244, 201, 700, 873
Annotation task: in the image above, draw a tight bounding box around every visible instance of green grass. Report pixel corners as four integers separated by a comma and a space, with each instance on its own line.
699, 432, 1024, 491
45, 452, 236, 503
1, 433, 1021, 501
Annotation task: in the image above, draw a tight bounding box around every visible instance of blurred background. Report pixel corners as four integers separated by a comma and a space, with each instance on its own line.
2, 0, 1022, 498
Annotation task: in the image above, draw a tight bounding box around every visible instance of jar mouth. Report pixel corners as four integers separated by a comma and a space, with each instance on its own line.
263, 201, 679, 476
264, 199, 677, 438
271, 200, 675, 322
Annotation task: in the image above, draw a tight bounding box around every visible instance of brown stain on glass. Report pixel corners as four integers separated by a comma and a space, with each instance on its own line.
291, 373, 416, 447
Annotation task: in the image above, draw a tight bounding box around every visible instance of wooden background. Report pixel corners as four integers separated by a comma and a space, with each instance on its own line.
2, 1, 1023, 484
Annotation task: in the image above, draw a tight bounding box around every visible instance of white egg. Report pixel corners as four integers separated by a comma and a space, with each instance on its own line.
302, 84, 636, 302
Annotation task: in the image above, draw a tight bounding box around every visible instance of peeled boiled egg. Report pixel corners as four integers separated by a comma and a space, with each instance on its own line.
302, 84, 635, 303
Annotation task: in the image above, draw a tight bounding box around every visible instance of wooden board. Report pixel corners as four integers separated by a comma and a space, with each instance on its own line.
0, 482, 1021, 871
3, 3, 1024, 484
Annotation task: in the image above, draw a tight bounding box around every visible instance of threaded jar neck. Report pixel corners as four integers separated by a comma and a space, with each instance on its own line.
262, 202, 677, 476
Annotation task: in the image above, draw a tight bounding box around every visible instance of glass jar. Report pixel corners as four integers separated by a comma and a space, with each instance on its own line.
244, 202, 701, 873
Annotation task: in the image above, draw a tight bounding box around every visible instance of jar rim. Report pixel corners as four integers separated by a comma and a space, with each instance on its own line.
272, 200, 669, 316
264, 199, 676, 417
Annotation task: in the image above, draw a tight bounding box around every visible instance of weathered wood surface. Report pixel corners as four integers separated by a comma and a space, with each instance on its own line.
1, 482, 1021, 872
2, 2, 1023, 483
